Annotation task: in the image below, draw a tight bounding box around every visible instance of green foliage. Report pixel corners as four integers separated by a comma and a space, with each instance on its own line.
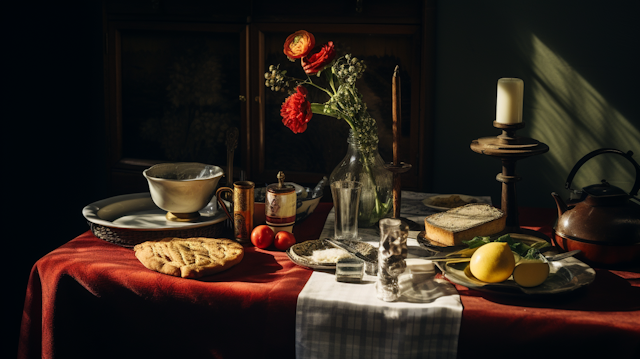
465, 234, 550, 258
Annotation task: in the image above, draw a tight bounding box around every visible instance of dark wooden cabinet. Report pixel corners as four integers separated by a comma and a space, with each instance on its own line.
105, 21, 248, 193
104, 0, 435, 195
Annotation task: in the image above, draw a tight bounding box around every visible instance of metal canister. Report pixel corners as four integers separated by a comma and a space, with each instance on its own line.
216, 181, 255, 244
265, 171, 296, 234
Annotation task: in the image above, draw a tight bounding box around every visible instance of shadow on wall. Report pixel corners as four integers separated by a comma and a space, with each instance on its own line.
521, 34, 639, 201
432, 1, 639, 208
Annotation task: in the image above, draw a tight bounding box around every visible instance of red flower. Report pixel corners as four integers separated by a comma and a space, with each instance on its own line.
280, 86, 313, 134
302, 41, 336, 75
283, 30, 315, 60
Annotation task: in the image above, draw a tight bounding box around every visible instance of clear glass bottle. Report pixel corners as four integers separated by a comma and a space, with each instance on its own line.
329, 130, 393, 228
375, 218, 408, 302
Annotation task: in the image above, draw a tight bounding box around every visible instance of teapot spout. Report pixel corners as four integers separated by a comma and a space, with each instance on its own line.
551, 192, 568, 218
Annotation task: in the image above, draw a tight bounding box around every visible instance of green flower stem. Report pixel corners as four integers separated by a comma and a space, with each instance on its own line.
310, 104, 355, 131
300, 77, 334, 97
362, 156, 390, 218
325, 70, 338, 94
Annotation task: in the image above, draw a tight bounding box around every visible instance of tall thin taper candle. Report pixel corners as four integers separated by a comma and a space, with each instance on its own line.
392, 65, 401, 218
392, 65, 400, 165
385, 65, 414, 227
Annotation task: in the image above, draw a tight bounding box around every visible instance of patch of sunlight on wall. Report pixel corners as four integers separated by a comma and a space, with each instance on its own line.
527, 34, 639, 195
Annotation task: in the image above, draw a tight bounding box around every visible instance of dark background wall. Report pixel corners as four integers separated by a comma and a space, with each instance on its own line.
8, 2, 106, 357
432, 1, 639, 209
8, 1, 639, 356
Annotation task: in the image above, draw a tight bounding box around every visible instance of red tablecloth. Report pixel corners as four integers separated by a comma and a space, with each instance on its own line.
455, 207, 640, 358
18, 204, 640, 358
18, 203, 328, 359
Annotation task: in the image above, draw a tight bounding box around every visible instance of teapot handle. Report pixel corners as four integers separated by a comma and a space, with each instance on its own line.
565, 148, 640, 197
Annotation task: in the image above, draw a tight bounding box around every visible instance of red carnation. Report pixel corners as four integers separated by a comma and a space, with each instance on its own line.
280, 86, 313, 134
302, 41, 336, 75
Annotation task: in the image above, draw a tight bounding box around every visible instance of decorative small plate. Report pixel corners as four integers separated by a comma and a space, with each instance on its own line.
422, 194, 487, 211
439, 255, 595, 295
286, 239, 376, 270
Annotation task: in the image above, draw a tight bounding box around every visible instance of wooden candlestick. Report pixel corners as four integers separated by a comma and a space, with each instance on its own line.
470, 122, 550, 240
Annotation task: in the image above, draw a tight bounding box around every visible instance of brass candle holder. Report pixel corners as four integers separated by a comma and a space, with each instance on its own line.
470, 121, 550, 241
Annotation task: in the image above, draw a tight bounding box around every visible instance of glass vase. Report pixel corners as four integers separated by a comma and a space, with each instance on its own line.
329, 130, 393, 227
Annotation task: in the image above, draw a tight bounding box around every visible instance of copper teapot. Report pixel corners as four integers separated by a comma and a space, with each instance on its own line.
551, 148, 640, 267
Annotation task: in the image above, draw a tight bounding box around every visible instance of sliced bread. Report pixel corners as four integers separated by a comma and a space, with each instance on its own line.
424, 203, 505, 246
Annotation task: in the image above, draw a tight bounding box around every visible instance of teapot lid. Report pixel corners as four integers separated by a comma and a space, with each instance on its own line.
565, 148, 640, 198
582, 180, 628, 198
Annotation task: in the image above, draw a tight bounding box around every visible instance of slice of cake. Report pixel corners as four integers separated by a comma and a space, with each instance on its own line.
424, 203, 505, 246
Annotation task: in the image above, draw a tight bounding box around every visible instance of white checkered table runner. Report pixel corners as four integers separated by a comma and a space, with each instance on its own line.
295, 192, 490, 358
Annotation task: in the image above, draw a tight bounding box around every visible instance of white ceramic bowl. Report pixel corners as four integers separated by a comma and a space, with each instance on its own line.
296, 188, 322, 222
143, 162, 224, 215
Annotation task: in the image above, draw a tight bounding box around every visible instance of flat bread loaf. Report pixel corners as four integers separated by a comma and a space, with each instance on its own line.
424, 203, 505, 246
134, 237, 244, 279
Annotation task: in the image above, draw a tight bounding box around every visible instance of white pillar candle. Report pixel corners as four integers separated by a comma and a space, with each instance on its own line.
496, 78, 524, 124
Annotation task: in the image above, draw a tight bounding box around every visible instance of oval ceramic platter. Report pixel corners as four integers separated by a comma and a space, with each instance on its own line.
417, 231, 548, 254
83, 192, 226, 230
286, 239, 376, 270
422, 194, 488, 211
438, 255, 595, 295
83, 193, 229, 247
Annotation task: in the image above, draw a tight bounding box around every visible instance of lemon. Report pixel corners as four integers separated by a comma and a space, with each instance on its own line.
469, 242, 516, 283
512, 259, 549, 287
